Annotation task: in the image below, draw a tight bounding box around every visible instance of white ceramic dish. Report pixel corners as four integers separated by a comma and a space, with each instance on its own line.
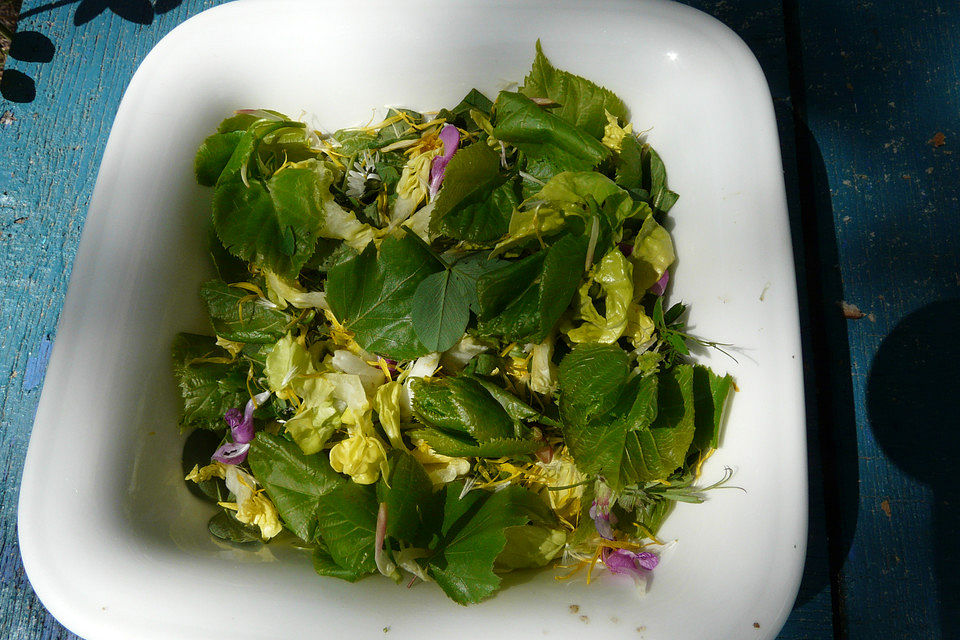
18, 1, 806, 638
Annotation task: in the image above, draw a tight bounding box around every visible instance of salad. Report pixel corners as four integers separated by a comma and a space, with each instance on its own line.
176, 42, 734, 605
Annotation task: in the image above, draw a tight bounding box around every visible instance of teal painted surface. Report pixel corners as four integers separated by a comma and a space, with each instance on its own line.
1, 0, 957, 638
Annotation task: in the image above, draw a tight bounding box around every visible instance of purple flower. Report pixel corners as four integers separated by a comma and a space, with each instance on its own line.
649, 270, 670, 296
589, 498, 618, 540
602, 548, 659, 578
212, 442, 251, 465
214, 391, 270, 464
428, 124, 461, 197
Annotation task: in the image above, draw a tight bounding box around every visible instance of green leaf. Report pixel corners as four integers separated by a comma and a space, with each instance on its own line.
520, 41, 628, 140
207, 226, 249, 284
691, 365, 734, 452
448, 253, 507, 314
213, 157, 332, 278
476, 232, 588, 343
492, 91, 610, 181
558, 343, 630, 421
408, 429, 543, 458
430, 143, 516, 242
641, 145, 678, 213
410, 376, 516, 442
313, 481, 379, 576
312, 544, 369, 582
326, 235, 444, 359
427, 483, 553, 604
247, 433, 344, 541
199, 279, 291, 344
411, 269, 471, 353
377, 451, 439, 546
375, 108, 422, 147
171, 333, 248, 430
195, 131, 244, 187
208, 510, 262, 545
620, 365, 697, 484
436, 88, 495, 132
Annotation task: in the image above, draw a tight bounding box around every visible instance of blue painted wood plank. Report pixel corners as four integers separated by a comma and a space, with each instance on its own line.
0, 3, 225, 638
794, 0, 960, 638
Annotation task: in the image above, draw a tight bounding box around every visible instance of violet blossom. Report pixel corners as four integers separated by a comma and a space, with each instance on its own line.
428, 124, 461, 197
649, 270, 670, 296
212, 390, 271, 464
602, 548, 660, 578
589, 497, 618, 540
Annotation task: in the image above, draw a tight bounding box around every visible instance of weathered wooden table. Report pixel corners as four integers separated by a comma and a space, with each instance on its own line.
1, 1, 957, 638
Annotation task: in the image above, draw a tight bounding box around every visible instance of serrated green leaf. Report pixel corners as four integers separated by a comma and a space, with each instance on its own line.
520, 41, 628, 140
410, 376, 515, 442
476, 232, 588, 343
195, 131, 244, 187
171, 333, 248, 430
326, 235, 443, 359
427, 483, 552, 604
376, 451, 439, 546
199, 280, 291, 344
247, 433, 344, 541
411, 269, 471, 353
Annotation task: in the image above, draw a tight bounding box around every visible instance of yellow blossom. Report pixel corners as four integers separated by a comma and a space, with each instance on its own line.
184, 461, 227, 483
329, 432, 389, 485
396, 146, 441, 209
601, 109, 633, 151
215, 336, 245, 359
410, 440, 471, 488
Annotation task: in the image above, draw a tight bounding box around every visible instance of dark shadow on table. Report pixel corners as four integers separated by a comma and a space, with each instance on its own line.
784, 119, 860, 630
867, 299, 960, 637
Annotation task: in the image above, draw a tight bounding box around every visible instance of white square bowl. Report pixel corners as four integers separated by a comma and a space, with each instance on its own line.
18, 1, 806, 638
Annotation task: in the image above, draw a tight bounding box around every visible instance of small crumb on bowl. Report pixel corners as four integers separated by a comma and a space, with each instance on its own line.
568, 604, 580, 614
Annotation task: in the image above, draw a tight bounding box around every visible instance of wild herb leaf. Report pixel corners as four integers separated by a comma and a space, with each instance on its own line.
326, 235, 443, 359
493, 91, 609, 181
691, 365, 734, 451
312, 544, 369, 582
195, 131, 244, 187
171, 333, 248, 430
430, 143, 516, 242
427, 483, 553, 604
313, 481, 379, 576
247, 433, 344, 541
411, 269, 472, 353
520, 40, 628, 140
376, 451, 439, 546
199, 279, 291, 344
208, 510, 262, 545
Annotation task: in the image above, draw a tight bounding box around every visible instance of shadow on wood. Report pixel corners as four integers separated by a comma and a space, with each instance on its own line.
867, 299, 960, 637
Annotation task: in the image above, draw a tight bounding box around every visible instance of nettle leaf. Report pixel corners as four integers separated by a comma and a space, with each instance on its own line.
199, 279, 291, 344
476, 232, 588, 343
172, 333, 248, 431
411, 269, 471, 353
492, 91, 609, 181
313, 481, 379, 577
427, 483, 553, 605
436, 88, 495, 132
247, 433, 344, 541
326, 235, 444, 359
520, 40, 628, 140
430, 143, 516, 243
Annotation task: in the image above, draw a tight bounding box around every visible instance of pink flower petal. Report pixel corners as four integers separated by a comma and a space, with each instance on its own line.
428, 124, 461, 197
649, 270, 670, 296
212, 442, 250, 465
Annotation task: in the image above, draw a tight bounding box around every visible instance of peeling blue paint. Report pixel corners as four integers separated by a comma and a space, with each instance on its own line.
23, 338, 53, 391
